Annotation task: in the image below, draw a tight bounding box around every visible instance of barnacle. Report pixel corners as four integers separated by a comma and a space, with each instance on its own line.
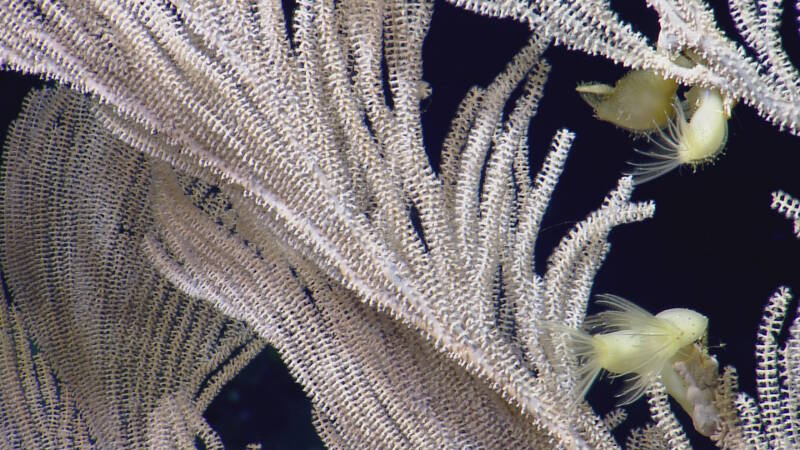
578, 66, 734, 184
544, 294, 709, 406
577, 69, 678, 133
629, 86, 729, 184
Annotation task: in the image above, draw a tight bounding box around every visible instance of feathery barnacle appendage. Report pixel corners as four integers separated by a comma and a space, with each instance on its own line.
628, 86, 730, 184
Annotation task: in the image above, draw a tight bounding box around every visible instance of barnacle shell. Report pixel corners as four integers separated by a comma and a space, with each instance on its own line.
577, 69, 678, 132
676, 86, 728, 165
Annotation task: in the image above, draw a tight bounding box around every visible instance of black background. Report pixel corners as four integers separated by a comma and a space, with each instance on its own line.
2, 1, 800, 449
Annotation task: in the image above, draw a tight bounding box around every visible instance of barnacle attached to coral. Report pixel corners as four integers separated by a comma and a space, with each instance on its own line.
543, 294, 709, 406
578, 62, 735, 184
629, 86, 730, 184
577, 69, 679, 133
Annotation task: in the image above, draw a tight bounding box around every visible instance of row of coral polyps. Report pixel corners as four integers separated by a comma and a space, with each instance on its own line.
577, 57, 733, 184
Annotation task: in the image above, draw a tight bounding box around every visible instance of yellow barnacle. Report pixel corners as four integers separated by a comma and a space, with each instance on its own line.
676, 86, 728, 164
546, 294, 709, 405
577, 69, 678, 133
654, 307, 709, 344
629, 86, 730, 184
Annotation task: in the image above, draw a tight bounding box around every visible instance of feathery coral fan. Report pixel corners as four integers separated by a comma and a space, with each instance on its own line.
0, 0, 799, 449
